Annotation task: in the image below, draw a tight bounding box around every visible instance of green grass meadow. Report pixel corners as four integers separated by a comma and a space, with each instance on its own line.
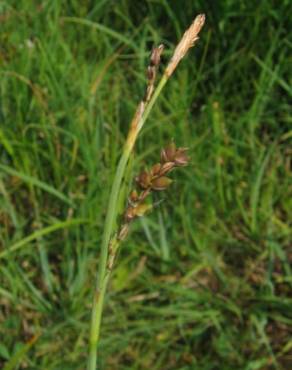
0, 1, 291, 369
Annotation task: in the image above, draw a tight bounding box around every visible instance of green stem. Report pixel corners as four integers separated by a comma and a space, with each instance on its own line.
87, 73, 168, 370
137, 74, 167, 132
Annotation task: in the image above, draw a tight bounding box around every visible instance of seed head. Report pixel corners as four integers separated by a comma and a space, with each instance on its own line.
174, 148, 189, 167
165, 14, 205, 77
150, 44, 164, 66
129, 190, 139, 203
150, 163, 162, 176
136, 171, 151, 189
134, 203, 153, 217
161, 142, 177, 163
147, 66, 155, 81
151, 176, 173, 191
159, 162, 175, 175
160, 143, 189, 167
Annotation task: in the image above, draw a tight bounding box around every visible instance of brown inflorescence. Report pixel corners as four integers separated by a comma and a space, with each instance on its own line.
117, 143, 189, 241
144, 44, 164, 103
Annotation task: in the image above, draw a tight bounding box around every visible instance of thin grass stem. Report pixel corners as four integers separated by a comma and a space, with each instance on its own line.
87, 74, 168, 370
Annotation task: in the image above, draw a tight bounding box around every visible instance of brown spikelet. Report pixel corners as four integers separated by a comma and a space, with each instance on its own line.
165, 14, 205, 77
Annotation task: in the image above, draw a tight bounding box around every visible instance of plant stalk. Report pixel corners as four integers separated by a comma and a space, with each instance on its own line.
87, 14, 205, 368
87, 74, 168, 370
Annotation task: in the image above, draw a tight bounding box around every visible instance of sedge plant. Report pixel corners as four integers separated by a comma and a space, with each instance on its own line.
87, 14, 206, 370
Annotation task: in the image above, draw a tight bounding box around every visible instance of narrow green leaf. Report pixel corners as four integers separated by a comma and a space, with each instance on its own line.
0, 219, 88, 258
3, 335, 40, 370
0, 164, 74, 206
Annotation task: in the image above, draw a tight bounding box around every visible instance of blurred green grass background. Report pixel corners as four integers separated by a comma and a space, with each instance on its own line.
0, 1, 291, 369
